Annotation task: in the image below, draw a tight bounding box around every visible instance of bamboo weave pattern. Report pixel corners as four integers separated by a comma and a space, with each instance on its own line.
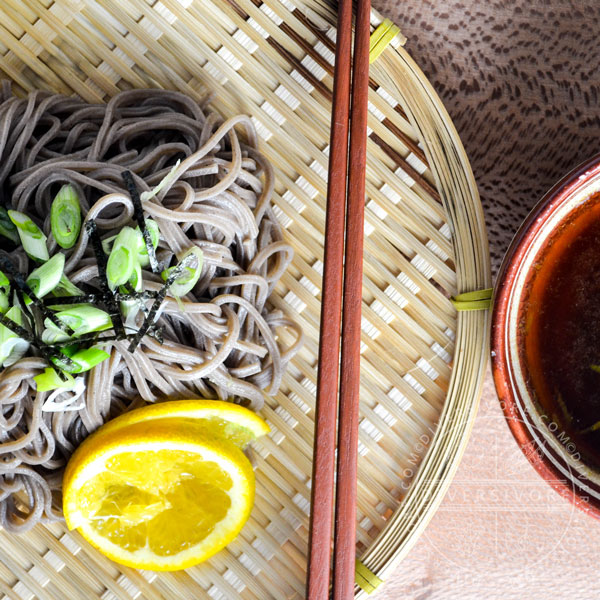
0, 1, 490, 598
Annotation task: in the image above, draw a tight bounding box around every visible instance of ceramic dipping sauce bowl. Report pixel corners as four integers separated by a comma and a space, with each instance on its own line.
492, 154, 600, 518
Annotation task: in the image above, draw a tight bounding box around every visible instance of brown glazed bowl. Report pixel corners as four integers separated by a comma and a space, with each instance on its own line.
492, 154, 600, 519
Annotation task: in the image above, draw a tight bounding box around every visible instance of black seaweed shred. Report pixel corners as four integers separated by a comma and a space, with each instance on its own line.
66, 280, 102, 298
47, 348, 78, 373
14, 287, 29, 319
121, 281, 162, 342
0, 310, 34, 343
0, 255, 74, 335
44, 294, 100, 306
127, 253, 195, 352
122, 170, 161, 273
84, 220, 126, 340
152, 326, 164, 344
43, 290, 160, 306
51, 332, 138, 347
115, 290, 160, 302
38, 352, 69, 383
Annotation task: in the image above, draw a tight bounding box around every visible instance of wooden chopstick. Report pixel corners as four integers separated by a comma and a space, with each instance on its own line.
306, 0, 353, 598
306, 0, 372, 598
332, 0, 371, 598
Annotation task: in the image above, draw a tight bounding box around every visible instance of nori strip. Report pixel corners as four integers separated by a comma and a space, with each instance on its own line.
127, 253, 195, 352
0, 311, 35, 342
14, 286, 39, 342
0, 255, 73, 335
44, 294, 101, 306
47, 348, 78, 373
122, 170, 161, 273
51, 332, 138, 347
121, 282, 163, 342
123, 281, 149, 318
85, 220, 126, 339
115, 291, 159, 303
43, 290, 160, 306
70, 280, 101, 297
13, 286, 36, 336
152, 325, 164, 344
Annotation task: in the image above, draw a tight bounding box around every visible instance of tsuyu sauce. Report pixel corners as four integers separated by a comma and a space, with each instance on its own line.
522, 191, 600, 466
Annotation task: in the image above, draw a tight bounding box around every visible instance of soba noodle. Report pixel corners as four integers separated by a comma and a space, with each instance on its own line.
0, 85, 303, 532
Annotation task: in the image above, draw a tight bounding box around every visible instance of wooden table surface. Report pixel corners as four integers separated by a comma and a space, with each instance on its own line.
371, 1, 600, 598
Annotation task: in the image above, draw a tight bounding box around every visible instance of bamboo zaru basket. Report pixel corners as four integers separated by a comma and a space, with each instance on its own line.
0, 0, 490, 598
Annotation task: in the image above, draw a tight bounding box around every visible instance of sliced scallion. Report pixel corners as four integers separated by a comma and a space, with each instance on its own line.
0, 271, 9, 311
0, 306, 29, 367
101, 233, 117, 255
129, 261, 143, 292
42, 376, 85, 412
2, 306, 23, 329
51, 345, 109, 374
26, 253, 65, 302
41, 322, 69, 344
0, 291, 8, 314
140, 159, 180, 202
7, 210, 49, 262
146, 220, 160, 248
161, 247, 204, 297
45, 304, 112, 338
0, 207, 19, 244
137, 219, 160, 267
68, 346, 109, 373
34, 367, 75, 392
50, 184, 82, 249
48, 343, 77, 370
120, 262, 143, 327
106, 226, 138, 291
2, 338, 30, 367
52, 274, 83, 298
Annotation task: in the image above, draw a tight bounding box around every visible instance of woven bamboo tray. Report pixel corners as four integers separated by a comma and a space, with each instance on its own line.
0, 1, 491, 598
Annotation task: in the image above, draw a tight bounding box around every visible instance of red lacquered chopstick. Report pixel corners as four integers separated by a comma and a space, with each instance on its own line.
306, 0, 353, 598
307, 0, 372, 597
333, 0, 371, 598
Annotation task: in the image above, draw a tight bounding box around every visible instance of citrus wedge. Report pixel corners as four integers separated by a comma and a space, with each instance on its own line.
63, 421, 255, 571
96, 399, 270, 449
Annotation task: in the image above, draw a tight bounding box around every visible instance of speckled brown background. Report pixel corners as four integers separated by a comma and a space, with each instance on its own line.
377, 0, 600, 273
371, 1, 600, 598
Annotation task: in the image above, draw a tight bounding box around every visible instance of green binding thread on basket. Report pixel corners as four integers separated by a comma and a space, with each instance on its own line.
369, 19, 401, 64
355, 559, 383, 594
451, 288, 493, 311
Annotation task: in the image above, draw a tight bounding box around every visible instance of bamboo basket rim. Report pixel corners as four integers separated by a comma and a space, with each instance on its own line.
335, 4, 491, 594
0, 1, 491, 598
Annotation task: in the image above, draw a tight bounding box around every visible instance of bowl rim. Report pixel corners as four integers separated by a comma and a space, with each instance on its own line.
491, 152, 600, 519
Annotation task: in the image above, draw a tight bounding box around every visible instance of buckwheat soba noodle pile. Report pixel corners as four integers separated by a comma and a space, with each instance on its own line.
0, 83, 303, 532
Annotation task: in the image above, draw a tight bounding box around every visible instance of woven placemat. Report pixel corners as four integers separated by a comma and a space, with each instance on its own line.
0, 1, 490, 598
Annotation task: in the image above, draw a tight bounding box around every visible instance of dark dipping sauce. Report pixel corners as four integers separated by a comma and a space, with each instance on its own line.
522, 191, 600, 467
